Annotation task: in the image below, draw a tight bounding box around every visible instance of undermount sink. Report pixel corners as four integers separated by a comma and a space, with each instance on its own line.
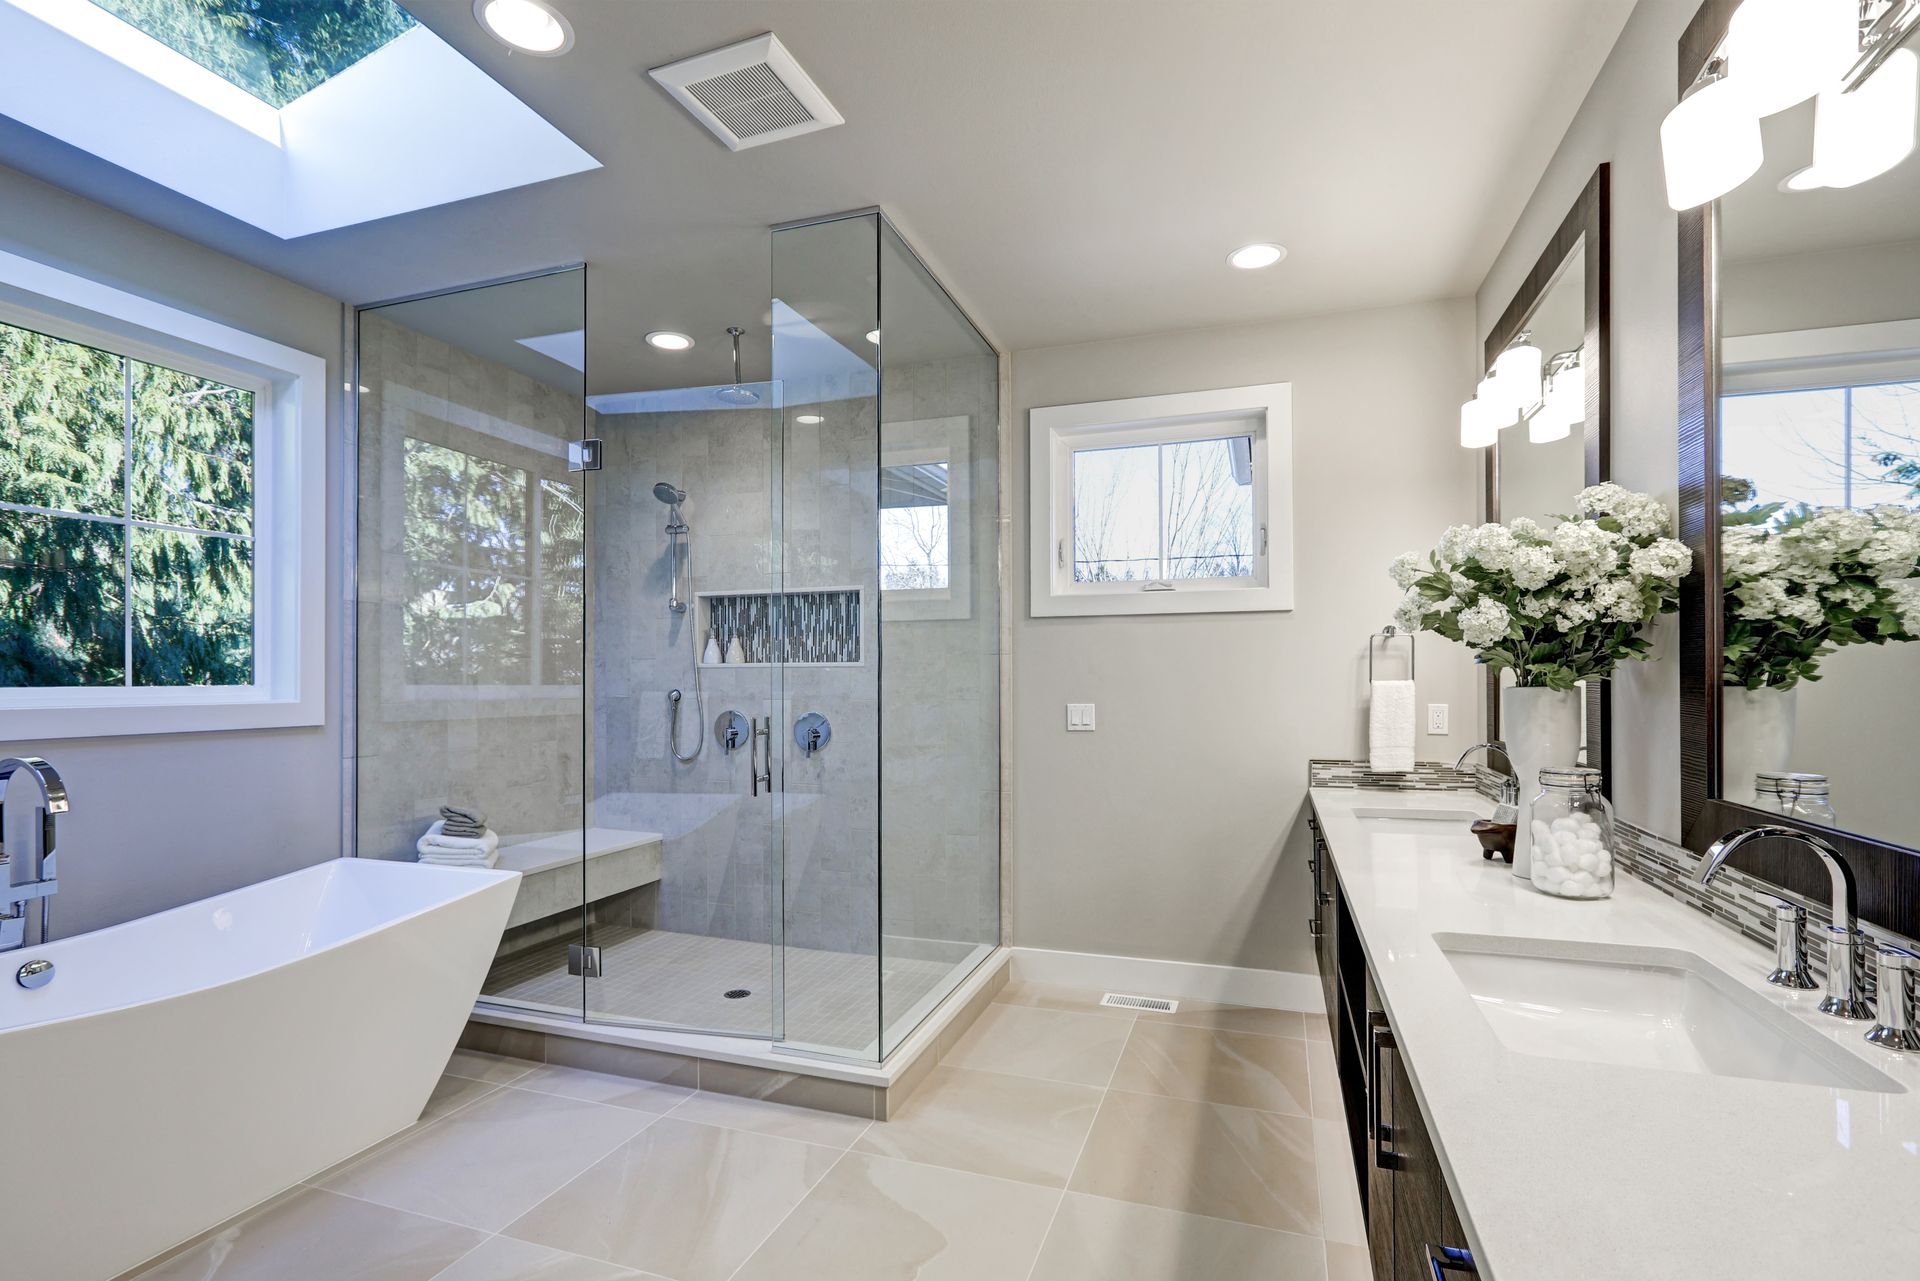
1437, 933, 1901, 1092
1353, 807, 1481, 824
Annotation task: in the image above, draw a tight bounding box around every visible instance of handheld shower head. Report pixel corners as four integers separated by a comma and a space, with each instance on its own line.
653, 482, 686, 506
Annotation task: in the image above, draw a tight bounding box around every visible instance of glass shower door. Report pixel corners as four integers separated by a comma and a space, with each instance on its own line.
581, 378, 786, 1038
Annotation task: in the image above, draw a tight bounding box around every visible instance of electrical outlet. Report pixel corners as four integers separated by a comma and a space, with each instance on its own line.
1427, 703, 1449, 735
1066, 703, 1096, 732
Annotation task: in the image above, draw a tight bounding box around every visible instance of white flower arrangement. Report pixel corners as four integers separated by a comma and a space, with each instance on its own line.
1390, 483, 1692, 689
1721, 496, 1920, 690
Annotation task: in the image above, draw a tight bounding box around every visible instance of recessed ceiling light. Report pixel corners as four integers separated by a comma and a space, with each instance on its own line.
1227, 242, 1287, 270
866, 329, 881, 345
646, 330, 694, 352
795, 413, 825, 424
474, 0, 574, 56
1778, 166, 1827, 192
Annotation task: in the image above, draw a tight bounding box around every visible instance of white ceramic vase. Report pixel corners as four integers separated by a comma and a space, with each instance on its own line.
1503, 686, 1583, 880
1722, 685, 1796, 804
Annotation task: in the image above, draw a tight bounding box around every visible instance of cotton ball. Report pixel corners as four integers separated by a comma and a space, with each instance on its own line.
1577, 852, 1599, 873
1568, 870, 1595, 889
1531, 820, 1552, 844
1551, 817, 1579, 834
1573, 837, 1601, 858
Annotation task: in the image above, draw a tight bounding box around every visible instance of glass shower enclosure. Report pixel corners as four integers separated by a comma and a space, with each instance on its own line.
353, 212, 1000, 1061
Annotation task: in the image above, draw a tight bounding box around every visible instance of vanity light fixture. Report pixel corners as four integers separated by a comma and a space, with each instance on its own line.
1460, 397, 1500, 449
795, 413, 825, 424
646, 330, 694, 351
1489, 335, 1543, 417
1529, 352, 1585, 444
1227, 242, 1288, 270
1810, 47, 1918, 187
1662, 0, 1920, 210
1661, 71, 1764, 210
474, 0, 575, 55
865, 329, 881, 345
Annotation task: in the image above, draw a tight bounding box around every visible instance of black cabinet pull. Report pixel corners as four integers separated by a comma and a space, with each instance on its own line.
1428, 1244, 1477, 1278
1367, 1015, 1402, 1171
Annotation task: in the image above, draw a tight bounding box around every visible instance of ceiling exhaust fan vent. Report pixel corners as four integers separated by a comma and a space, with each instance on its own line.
650, 33, 843, 151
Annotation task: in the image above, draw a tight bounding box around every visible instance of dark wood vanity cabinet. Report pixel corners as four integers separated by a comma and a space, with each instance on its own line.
1312, 852, 1475, 1280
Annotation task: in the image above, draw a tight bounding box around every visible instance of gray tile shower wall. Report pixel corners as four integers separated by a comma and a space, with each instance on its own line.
355, 313, 587, 860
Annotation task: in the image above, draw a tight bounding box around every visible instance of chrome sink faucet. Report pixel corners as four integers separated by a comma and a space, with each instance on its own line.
1455, 741, 1518, 808
0, 756, 67, 952
1694, 824, 1870, 1020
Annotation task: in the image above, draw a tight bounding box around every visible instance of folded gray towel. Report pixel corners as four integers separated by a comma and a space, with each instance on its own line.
439, 804, 487, 837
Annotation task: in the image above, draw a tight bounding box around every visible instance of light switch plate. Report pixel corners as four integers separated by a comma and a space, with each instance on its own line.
1066, 703, 1096, 732
1427, 703, 1449, 734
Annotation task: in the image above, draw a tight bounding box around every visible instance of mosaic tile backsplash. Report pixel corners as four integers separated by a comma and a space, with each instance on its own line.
1308, 759, 1918, 988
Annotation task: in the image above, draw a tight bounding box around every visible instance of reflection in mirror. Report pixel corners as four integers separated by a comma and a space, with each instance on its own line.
1497, 235, 1605, 768
1716, 86, 1920, 845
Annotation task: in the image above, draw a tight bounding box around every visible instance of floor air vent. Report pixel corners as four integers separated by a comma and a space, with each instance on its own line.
650, 33, 844, 152
1102, 993, 1178, 1013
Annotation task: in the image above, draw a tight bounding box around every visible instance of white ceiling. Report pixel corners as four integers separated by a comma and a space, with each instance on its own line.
0, 0, 1637, 393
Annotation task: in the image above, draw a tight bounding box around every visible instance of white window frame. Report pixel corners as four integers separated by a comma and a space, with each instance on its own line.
880, 414, 970, 621
0, 248, 327, 738
1029, 382, 1293, 617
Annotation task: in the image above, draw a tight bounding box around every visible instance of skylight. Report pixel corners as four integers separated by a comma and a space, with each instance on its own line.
88, 0, 416, 107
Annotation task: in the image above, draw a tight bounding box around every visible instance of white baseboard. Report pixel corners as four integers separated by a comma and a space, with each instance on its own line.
1010, 946, 1324, 1012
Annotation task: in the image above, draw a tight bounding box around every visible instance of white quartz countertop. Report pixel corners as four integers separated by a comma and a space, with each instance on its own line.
1308, 785, 1920, 1281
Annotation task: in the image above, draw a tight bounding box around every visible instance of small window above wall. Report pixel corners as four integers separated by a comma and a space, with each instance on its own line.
1029, 383, 1293, 616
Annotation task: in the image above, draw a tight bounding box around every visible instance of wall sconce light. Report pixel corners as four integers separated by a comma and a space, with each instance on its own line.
1458, 337, 1583, 450
1661, 0, 1920, 210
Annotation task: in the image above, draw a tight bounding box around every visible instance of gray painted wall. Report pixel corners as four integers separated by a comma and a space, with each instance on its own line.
0, 162, 346, 937
1007, 299, 1482, 977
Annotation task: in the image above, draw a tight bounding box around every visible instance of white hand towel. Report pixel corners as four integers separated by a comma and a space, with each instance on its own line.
1369, 679, 1417, 773
416, 819, 500, 856
419, 846, 500, 870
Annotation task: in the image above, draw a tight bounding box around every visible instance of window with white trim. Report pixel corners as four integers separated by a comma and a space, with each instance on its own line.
1030, 383, 1293, 617
0, 249, 328, 737
880, 414, 972, 620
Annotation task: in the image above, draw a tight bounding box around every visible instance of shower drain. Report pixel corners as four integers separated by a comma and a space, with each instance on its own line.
724, 988, 751, 999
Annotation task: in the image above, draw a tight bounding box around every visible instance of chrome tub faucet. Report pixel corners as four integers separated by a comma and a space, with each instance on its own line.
1694, 824, 1870, 1020
0, 756, 68, 952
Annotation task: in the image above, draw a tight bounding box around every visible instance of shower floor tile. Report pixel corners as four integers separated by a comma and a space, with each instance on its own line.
483, 926, 961, 1054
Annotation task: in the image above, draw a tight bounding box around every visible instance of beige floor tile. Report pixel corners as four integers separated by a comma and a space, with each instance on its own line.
444, 1049, 538, 1085
1069, 1090, 1322, 1235
854, 1066, 1101, 1187
730, 1152, 1059, 1281
1326, 1240, 1373, 1281
503, 1118, 841, 1281
667, 1090, 874, 1148
994, 980, 1138, 1020
132, 1186, 483, 1281
513, 1064, 695, 1114
1027, 1193, 1327, 1281
941, 1003, 1131, 1086
1313, 1119, 1366, 1246
1108, 1023, 1313, 1113
421, 1074, 502, 1123
427, 1235, 662, 1280
1306, 1038, 1344, 1122
1136, 1000, 1309, 1039
320, 1087, 656, 1231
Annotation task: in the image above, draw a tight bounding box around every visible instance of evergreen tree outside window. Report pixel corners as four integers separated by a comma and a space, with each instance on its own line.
1, 318, 256, 689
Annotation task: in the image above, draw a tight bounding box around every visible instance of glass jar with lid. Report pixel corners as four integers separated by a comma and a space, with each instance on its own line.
1527, 766, 1615, 899
1754, 771, 1837, 826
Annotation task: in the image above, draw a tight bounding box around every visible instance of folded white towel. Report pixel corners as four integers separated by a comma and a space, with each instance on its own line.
417, 819, 499, 856
1368, 679, 1417, 773
419, 847, 501, 870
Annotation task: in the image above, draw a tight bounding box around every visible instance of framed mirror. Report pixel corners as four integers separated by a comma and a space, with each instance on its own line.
1485, 166, 1612, 787
1678, 0, 1920, 932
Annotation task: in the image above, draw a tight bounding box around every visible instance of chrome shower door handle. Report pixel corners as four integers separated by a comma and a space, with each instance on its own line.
749, 716, 773, 797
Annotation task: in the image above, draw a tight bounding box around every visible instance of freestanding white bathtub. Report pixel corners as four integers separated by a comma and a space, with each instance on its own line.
0, 857, 518, 1281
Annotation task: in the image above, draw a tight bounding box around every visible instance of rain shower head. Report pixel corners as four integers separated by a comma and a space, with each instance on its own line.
653, 482, 687, 506
716, 324, 761, 405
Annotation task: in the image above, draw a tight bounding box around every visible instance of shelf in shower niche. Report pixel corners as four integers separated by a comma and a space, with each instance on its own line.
695, 586, 863, 667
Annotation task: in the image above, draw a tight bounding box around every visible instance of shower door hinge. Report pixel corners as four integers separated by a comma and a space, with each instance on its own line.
568, 439, 604, 472
567, 943, 603, 977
